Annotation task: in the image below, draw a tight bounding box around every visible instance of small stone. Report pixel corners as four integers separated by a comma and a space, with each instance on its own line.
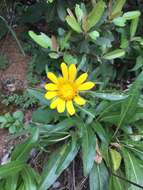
52, 181, 61, 188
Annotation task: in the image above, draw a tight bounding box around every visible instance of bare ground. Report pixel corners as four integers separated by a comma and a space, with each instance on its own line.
0, 28, 30, 159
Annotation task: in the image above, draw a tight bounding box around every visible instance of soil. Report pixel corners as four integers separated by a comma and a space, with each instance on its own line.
0, 28, 30, 160
0, 28, 30, 91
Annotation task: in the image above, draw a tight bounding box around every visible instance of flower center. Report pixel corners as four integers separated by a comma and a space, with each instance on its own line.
59, 83, 77, 100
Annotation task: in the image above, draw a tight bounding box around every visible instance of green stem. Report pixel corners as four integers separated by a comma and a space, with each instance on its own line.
0, 16, 25, 56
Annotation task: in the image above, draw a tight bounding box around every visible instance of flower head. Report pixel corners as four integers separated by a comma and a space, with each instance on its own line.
44, 63, 94, 115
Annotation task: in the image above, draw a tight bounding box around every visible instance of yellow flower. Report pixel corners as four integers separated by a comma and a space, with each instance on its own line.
44, 63, 95, 115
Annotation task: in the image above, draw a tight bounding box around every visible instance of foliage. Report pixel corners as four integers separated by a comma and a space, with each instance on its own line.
1, 0, 143, 190
1, 91, 38, 110
0, 110, 25, 134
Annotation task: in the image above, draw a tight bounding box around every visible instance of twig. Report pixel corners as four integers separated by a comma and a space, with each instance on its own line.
76, 177, 88, 190
91, 0, 96, 7
108, 0, 112, 19
72, 161, 76, 190
0, 16, 25, 56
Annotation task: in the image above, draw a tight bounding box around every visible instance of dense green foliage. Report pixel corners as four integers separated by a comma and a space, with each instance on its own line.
1, 0, 143, 189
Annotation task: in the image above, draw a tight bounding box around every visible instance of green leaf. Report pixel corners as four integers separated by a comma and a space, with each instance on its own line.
111, 0, 126, 17
123, 11, 141, 20
103, 49, 125, 60
92, 122, 109, 144
101, 114, 120, 125
27, 88, 48, 105
120, 29, 129, 49
39, 136, 79, 190
47, 0, 54, 3
21, 166, 37, 190
87, 0, 105, 30
32, 108, 55, 124
109, 175, 124, 190
17, 183, 26, 190
0, 160, 25, 178
29, 31, 52, 48
77, 106, 95, 118
131, 37, 143, 46
88, 92, 128, 101
89, 30, 100, 41
117, 71, 143, 128
12, 128, 39, 161
81, 124, 96, 176
57, 1, 66, 21
0, 116, 7, 123
112, 17, 126, 27
63, 53, 77, 65
75, 4, 84, 22
122, 148, 143, 190
77, 54, 87, 71
130, 17, 139, 38
56, 134, 79, 173
13, 111, 24, 122
5, 174, 19, 190
89, 162, 109, 190
110, 149, 122, 171
38, 118, 75, 134
65, 15, 82, 33
49, 52, 59, 59
130, 56, 143, 71
9, 125, 17, 134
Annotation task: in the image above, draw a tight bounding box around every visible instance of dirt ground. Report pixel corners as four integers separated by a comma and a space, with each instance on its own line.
0, 29, 30, 160
0, 28, 29, 82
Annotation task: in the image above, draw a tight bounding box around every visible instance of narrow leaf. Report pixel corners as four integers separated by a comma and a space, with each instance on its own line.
29, 31, 52, 48
117, 71, 143, 128
110, 149, 122, 171
65, 16, 82, 33
0, 160, 25, 178
87, 0, 105, 30
89, 30, 100, 41
109, 175, 124, 190
12, 128, 39, 161
88, 92, 128, 101
130, 17, 139, 38
81, 125, 96, 176
112, 17, 126, 27
39, 136, 79, 190
27, 88, 49, 105
21, 167, 37, 190
123, 11, 141, 20
5, 175, 19, 190
89, 162, 109, 190
103, 49, 125, 60
122, 148, 143, 190
111, 0, 126, 17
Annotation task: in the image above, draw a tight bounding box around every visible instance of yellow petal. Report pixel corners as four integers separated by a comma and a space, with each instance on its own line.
61, 62, 68, 80
58, 77, 65, 84
69, 64, 77, 81
47, 72, 58, 84
75, 73, 88, 86
66, 100, 75, 115
50, 98, 60, 109
45, 91, 57, 100
57, 99, 66, 113
74, 96, 86, 105
78, 82, 95, 91
45, 83, 58, 91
